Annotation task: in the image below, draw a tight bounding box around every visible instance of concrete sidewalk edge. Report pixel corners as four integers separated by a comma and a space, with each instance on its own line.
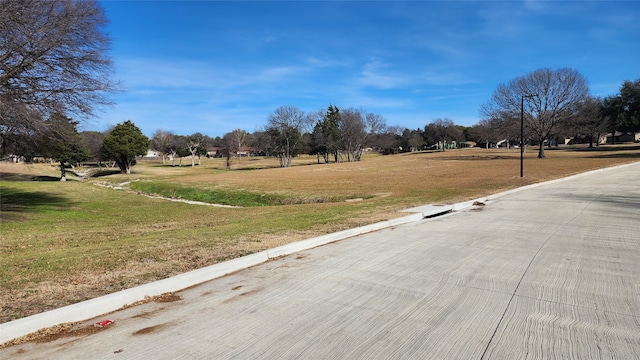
2, 161, 637, 345
0, 213, 424, 344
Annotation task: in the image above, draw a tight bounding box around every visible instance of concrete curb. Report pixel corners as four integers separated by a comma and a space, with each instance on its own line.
0, 213, 424, 344
2, 161, 638, 345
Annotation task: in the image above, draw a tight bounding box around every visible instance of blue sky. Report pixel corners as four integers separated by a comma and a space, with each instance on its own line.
90, 1, 640, 137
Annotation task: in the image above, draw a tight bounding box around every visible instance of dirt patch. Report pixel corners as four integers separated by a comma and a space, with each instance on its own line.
35, 324, 108, 343
132, 322, 171, 336
154, 293, 182, 303
118, 292, 183, 312
0, 321, 113, 349
131, 308, 165, 319
223, 287, 263, 304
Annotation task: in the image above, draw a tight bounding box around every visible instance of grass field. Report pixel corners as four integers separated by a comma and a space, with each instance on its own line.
1, 144, 639, 323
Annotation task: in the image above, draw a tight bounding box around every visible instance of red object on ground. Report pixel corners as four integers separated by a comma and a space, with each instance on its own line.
95, 319, 114, 328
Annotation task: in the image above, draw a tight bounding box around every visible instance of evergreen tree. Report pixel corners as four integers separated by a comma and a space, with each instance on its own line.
322, 105, 341, 162
100, 120, 149, 174
42, 113, 90, 181
605, 79, 640, 134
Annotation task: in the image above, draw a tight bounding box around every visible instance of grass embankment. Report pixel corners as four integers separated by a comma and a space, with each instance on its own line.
1, 144, 639, 323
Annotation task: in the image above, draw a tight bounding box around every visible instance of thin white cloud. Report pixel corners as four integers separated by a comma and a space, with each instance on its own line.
304, 56, 352, 68
357, 59, 412, 89
116, 58, 232, 89
252, 65, 306, 83
116, 57, 313, 91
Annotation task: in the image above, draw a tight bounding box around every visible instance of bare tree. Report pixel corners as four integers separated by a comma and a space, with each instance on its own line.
567, 96, 606, 147
80, 130, 106, 164
186, 133, 208, 166
363, 112, 391, 152
0, 0, 118, 154
365, 112, 387, 135
230, 129, 248, 156
249, 130, 273, 157
265, 106, 307, 167
470, 119, 498, 149
374, 125, 403, 154
425, 118, 461, 151
477, 107, 520, 149
221, 132, 238, 170
150, 129, 172, 164
482, 68, 589, 158
340, 108, 367, 161
166, 134, 186, 166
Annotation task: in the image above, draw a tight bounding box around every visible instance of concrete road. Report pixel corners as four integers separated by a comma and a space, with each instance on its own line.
2, 162, 639, 359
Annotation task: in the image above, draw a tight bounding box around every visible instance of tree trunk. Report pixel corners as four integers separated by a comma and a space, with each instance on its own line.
354, 149, 362, 161
60, 162, 67, 181
538, 142, 545, 158
125, 158, 132, 174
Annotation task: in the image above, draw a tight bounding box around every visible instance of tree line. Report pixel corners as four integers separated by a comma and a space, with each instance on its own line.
145, 105, 396, 169
144, 105, 475, 169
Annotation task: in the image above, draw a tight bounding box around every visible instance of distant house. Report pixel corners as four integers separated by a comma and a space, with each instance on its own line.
207, 147, 221, 157
207, 146, 261, 158
144, 149, 161, 159
602, 132, 640, 144
237, 147, 259, 157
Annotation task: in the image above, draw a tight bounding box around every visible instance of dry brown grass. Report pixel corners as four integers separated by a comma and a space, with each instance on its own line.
1, 144, 639, 325
168, 145, 640, 206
